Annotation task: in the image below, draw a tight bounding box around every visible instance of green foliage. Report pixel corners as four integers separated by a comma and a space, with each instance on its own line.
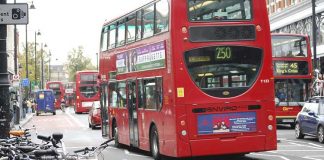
65, 46, 95, 81
18, 42, 50, 84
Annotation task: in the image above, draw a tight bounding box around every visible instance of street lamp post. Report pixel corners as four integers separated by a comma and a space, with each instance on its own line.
34, 30, 41, 90
312, 0, 317, 69
41, 43, 44, 89
26, 1, 36, 96
96, 52, 98, 71
49, 51, 51, 81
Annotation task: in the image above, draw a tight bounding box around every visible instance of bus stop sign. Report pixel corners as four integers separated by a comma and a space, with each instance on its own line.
21, 78, 29, 87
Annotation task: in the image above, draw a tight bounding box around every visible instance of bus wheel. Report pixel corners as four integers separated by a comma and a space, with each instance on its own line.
150, 126, 161, 160
113, 123, 120, 147
295, 123, 304, 139
318, 126, 324, 143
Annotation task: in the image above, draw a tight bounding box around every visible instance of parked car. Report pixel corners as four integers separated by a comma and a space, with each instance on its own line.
295, 97, 324, 143
88, 101, 101, 129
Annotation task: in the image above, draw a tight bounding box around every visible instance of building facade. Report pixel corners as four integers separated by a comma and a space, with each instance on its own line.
268, 0, 324, 69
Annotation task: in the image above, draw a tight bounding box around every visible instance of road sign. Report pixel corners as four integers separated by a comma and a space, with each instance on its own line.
0, 3, 28, 24
21, 78, 29, 87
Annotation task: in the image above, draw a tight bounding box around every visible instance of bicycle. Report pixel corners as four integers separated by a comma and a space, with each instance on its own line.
64, 138, 114, 160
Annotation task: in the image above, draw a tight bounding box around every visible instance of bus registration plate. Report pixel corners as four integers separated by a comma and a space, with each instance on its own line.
197, 112, 257, 135
82, 102, 93, 107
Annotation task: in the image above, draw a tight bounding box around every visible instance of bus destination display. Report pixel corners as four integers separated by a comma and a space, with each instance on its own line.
274, 61, 308, 75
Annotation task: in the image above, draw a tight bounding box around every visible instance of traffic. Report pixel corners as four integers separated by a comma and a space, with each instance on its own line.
1, 0, 324, 160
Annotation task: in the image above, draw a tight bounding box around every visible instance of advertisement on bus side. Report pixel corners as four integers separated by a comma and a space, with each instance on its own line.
116, 41, 166, 73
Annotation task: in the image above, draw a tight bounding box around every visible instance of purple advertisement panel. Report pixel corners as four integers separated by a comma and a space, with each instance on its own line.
197, 112, 257, 135
116, 41, 165, 74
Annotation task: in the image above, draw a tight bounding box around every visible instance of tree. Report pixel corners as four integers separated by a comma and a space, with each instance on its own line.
65, 46, 95, 81
18, 42, 50, 92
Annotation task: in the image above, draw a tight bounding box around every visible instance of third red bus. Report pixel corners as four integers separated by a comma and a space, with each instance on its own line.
75, 71, 100, 114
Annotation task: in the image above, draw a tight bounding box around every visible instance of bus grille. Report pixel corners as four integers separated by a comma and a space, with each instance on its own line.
189, 25, 256, 42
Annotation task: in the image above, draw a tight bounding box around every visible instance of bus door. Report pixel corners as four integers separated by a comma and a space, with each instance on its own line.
100, 83, 109, 137
127, 79, 139, 147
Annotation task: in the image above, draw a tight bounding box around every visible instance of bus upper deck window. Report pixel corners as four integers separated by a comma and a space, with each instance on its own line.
187, 0, 252, 22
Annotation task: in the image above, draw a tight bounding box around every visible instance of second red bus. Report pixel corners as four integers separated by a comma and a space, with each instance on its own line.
46, 81, 65, 109
271, 33, 313, 128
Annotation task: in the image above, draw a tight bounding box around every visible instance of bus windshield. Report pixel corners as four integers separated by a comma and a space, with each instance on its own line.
272, 35, 308, 58
184, 46, 261, 98
80, 86, 99, 98
188, 0, 252, 21
275, 79, 310, 103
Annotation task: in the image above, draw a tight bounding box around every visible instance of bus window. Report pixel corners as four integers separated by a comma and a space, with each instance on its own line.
136, 10, 143, 41
144, 79, 156, 110
155, 0, 169, 34
126, 14, 136, 44
117, 81, 126, 108
117, 20, 126, 47
138, 79, 145, 109
143, 5, 154, 39
108, 24, 116, 49
156, 77, 163, 110
109, 82, 118, 108
188, 0, 252, 21
101, 26, 108, 51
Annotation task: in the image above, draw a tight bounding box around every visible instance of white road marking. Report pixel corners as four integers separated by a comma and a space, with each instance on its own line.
303, 156, 324, 160
250, 153, 291, 160
307, 143, 324, 148
66, 110, 88, 128
124, 149, 150, 158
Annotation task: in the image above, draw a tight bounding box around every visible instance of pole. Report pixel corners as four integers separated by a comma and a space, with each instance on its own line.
49, 51, 51, 81
26, 25, 29, 96
14, 0, 17, 75
41, 43, 44, 89
0, 0, 11, 138
34, 32, 37, 89
96, 53, 98, 71
312, 0, 317, 69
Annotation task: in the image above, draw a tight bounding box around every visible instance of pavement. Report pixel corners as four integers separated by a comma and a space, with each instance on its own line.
12, 112, 34, 129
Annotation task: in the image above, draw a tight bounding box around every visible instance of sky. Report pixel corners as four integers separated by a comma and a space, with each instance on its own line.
16, 0, 151, 65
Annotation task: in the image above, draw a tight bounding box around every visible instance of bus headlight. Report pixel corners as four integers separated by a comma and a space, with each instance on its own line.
268, 125, 273, 131
268, 115, 274, 121
181, 130, 187, 136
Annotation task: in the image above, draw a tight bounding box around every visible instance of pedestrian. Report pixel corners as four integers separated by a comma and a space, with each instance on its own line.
27, 99, 32, 113
22, 98, 28, 117
317, 74, 324, 96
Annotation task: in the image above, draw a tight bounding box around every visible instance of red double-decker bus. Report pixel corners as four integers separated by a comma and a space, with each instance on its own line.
64, 82, 76, 107
46, 81, 65, 109
271, 33, 313, 128
75, 71, 100, 114
99, 0, 276, 159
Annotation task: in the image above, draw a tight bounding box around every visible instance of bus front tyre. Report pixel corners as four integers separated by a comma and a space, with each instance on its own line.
150, 126, 161, 160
